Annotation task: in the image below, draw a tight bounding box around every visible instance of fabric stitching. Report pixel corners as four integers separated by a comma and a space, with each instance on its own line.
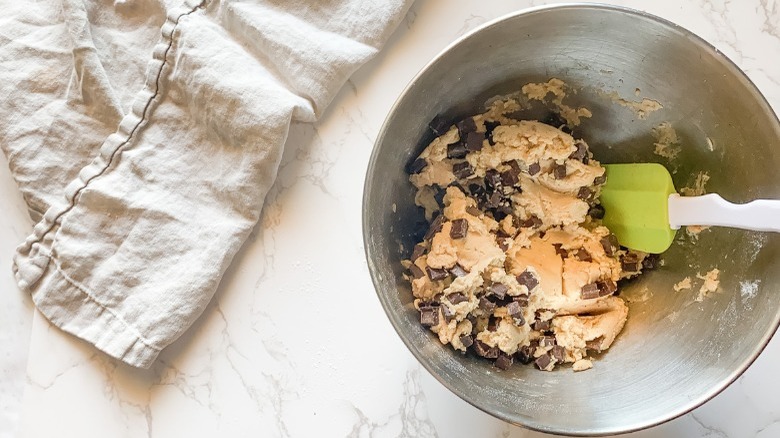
26, 0, 207, 250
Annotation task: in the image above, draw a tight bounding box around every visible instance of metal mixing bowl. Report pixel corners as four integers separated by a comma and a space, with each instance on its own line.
363, 4, 780, 435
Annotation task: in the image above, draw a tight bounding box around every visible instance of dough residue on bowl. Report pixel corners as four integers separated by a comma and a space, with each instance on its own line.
403, 98, 657, 372
695, 268, 721, 302
652, 122, 681, 161
521, 79, 592, 127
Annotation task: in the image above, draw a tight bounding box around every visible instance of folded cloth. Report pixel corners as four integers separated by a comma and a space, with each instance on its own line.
0, 0, 412, 368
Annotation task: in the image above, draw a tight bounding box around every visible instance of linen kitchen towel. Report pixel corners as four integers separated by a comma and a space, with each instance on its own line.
0, 0, 412, 368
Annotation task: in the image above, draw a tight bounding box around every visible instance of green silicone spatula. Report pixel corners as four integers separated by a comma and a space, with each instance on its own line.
598, 163, 780, 254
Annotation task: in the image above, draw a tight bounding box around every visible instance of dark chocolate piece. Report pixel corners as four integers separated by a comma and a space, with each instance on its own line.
528, 162, 541, 176
500, 168, 519, 187
428, 114, 450, 136
478, 296, 496, 313
516, 270, 539, 291
474, 340, 499, 358
485, 169, 502, 190
498, 239, 510, 252
447, 292, 468, 305
432, 185, 446, 207
532, 319, 551, 332
594, 174, 607, 185
642, 254, 660, 270
465, 131, 484, 152
569, 141, 588, 161
409, 264, 425, 279
588, 204, 606, 220
441, 305, 455, 322
484, 120, 501, 146
535, 354, 552, 370
514, 294, 529, 308
506, 301, 525, 325
459, 334, 474, 349
489, 283, 508, 300
456, 117, 477, 137
411, 244, 426, 262
521, 215, 543, 228
408, 158, 428, 175
515, 345, 535, 364
420, 307, 439, 327
424, 214, 444, 240
447, 141, 468, 159
450, 264, 468, 277
621, 260, 639, 272
465, 206, 482, 217
581, 282, 600, 299
487, 316, 500, 331
467, 183, 485, 197
598, 280, 618, 296
452, 161, 474, 179
586, 337, 604, 352
426, 266, 449, 281
553, 243, 568, 258
600, 234, 619, 257
577, 187, 593, 200
551, 345, 566, 363
484, 192, 502, 209
574, 248, 592, 262
553, 163, 567, 179
539, 336, 556, 347
450, 218, 469, 239
494, 352, 514, 370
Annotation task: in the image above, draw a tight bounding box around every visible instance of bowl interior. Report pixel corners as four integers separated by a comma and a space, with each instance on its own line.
363, 5, 780, 436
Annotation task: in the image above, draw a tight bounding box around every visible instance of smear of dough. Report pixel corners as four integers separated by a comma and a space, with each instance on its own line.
603, 91, 663, 119
679, 171, 710, 196
652, 122, 681, 160
695, 268, 720, 302
673, 277, 692, 292
521, 79, 592, 126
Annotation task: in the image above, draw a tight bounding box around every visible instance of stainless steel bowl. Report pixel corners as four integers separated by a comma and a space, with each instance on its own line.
363, 4, 780, 435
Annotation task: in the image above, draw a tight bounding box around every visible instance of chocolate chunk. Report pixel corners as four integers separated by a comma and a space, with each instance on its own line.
643, 254, 660, 270
516, 270, 539, 291
464, 207, 482, 219
407, 158, 428, 175
528, 162, 541, 176
426, 266, 449, 281
506, 301, 525, 325
450, 218, 469, 239
574, 248, 592, 262
484, 120, 501, 146
428, 114, 450, 136
447, 292, 468, 305
456, 117, 477, 137
513, 294, 529, 308
623, 252, 639, 263
539, 336, 556, 347
411, 244, 426, 262
521, 215, 543, 228
465, 131, 484, 152
452, 161, 474, 179
474, 340, 500, 358
598, 280, 618, 296
424, 214, 444, 240
535, 354, 552, 370
409, 264, 425, 279
447, 141, 468, 159
532, 319, 551, 332
484, 192, 502, 209
621, 261, 640, 272
553, 163, 567, 179
586, 337, 604, 352
553, 243, 568, 258
487, 316, 500, 331
478, 296, 496, 313
588, 204, 606, 220
485, 169, 502, 190
577, 187, 593, 200
581, 282, 600, 299
494, 352, 514, 370
515, 345, 535, 364
432, 185, 446, 207
441, 305, 455, 322
600, 234, 619, 257
420, 307, 439, 327
459, 334, 474, 349
569, 140, 588, 162
594, 174, 607, 185
450, 264, 468, 277
551, 345, 566, 363
489, 283, 508, 300
500, 168, 520, 187
498, 239, 510, 252
467, 183, 485, 197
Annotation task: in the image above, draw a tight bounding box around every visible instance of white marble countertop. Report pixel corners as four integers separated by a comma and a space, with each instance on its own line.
2, 1, 780, 437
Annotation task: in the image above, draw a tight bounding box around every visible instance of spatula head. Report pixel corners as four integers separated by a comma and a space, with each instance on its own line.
599, 163, 677, 254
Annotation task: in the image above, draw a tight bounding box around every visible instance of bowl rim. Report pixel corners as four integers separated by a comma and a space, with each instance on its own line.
362, 3, 780, 436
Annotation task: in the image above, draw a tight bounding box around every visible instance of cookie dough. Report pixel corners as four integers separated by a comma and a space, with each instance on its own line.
404, 101, 654, 371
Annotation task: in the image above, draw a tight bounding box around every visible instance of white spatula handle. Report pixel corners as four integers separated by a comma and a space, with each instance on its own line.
668, 194, 780, 232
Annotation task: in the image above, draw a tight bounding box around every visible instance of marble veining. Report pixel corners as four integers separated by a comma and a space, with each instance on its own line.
2, 1, 779, 437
